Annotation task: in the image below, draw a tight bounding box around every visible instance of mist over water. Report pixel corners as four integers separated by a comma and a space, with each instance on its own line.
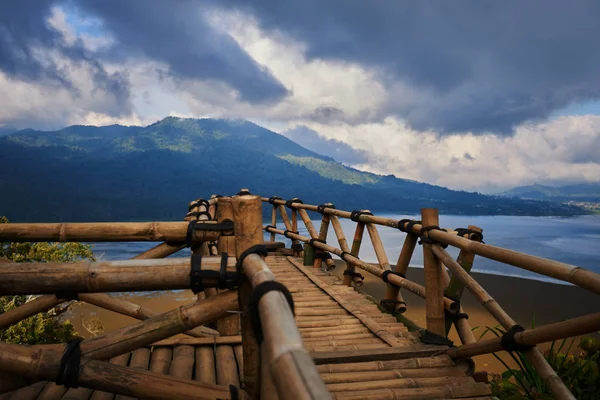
90, 214, 600, 285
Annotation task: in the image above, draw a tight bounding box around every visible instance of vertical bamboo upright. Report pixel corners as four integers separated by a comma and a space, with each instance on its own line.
232, 194, 264, 393
421, 208, 446, 336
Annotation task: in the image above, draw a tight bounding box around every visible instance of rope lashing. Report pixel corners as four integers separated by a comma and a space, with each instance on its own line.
264, 225, 277, 231
188, 210, 212, 220
235, 244, 268, 277
56, 338, 83, 388
317, 203, 335, 214
454, 228, 485, 243
420, 330, 454, 347
418, 225, 449, 248
318, 252, 332, 260
283, 230, 299, 238
381, 270, 406, 286
343, 269, 364, 280
189, 253, 239, 293
236, 189, 251, 196
350, 210, 373, 222
501, 325, 534, 352
249, 281, 295, 343
291, 242, 304, 252
285, 198, 303, 208
340, 251, 357, 261
398, 219, 421, 236
185, 220, 235, 247
309, 238, 326, 247
229, 385, 239, 400
268, 196, 282, 205
188, 199, 210, 212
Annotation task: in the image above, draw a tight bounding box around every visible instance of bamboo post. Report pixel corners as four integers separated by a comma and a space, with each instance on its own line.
343, 221, 366, 286
0, 221, 226, 242
421, 208, 446, 336
297, 208, 336, 271
187, 199, 216, 299
276, 205, 301, 251
366, 222, 406, 314
432, 245, 575, 399
270, 204, 277, 243
330, 215, 363, 287
132, 242, 186, 259
232, 194, 264, 392
216, 196, 240, 336
313, 208, 331, 269
0, 343, 232, 400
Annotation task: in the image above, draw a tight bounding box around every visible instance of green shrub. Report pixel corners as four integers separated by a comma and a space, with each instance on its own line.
0, 216, 95, 344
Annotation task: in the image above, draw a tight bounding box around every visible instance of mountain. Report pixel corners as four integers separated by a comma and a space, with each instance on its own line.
502, 183, 600, 203
0, 117, 584, 222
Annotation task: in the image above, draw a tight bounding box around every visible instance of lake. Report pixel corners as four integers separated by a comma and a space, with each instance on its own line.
90, 214, 600, 285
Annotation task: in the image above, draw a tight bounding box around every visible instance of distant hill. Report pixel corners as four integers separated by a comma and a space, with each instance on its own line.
0, 117, 584, 222
502, 183, 600, 203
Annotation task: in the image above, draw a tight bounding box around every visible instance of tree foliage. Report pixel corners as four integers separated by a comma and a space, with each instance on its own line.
0, 216, 95, 344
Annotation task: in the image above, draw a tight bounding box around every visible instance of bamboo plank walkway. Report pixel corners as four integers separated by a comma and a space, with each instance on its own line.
4, 255, 492, 400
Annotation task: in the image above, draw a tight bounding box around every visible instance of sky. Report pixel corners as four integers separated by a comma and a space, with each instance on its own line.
1, 1, 599, 192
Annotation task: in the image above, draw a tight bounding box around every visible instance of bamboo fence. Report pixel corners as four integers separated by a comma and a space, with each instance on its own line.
0, 191, 598, 399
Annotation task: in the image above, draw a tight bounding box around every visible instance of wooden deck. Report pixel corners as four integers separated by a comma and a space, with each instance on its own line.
4, 255, 493, 400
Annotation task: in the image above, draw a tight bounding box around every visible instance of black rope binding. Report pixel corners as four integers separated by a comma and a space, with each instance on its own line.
318, 252, 332, 261
380, 299, 407, 313
250, 281, 295, 343
309, 238, 326, 247
291, 242, 304, 252
235, 245, 268, 276
454, 228, 484, 243
229, 385, 239, 400
283, 230, 299, 238
264, 225, 277, 231
420, 330, 454, 347
188, 199, 210, 212
285, 198, 303, 208
56, 338, 83, 388
268, 196, 282, 205
350, 210, 373, 222
340, 251, 356, 261
418, 225, 449, 248
186, 220, 235, 247
237, 189, 251, 196
343, 269, 364, 280
381, 270, 405, 285
190, 253, 239, 293
398, 219, 421, 236
501, 325, 533, 352
316, 203, 335, 214
188, 210, 212, 220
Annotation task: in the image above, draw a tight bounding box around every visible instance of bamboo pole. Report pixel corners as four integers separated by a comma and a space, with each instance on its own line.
186, 199, 216, 299
264, 226, 458, 313
366, 222, 406, 314
270, 204, 277, 243
0, 343, 232, 400
77, 293, 218, 337
432, 245, 575, 399
329, 215, 363, 285
232, 194, 264, 393
239, 253, 330, 399
448, 312, 600, 359
0, 294, 65, 329
314, 210, 331, 269
345, 221, 366, 286
216, 196, 241, 336
297, 208, 336, 271
261, 197, 600, 295
393, 231, 418, 311
131, 242, 185, 260
0, 221, 226, 242
0, 256, 237, 295
277, 205, 301, 250
420, 208, 446, 336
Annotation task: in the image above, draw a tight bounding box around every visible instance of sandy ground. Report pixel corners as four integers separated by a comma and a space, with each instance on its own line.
65, 260, 600, 376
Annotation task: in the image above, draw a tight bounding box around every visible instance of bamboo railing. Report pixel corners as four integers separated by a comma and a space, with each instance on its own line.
262, 195, 600, 400
0, 191, 598, 399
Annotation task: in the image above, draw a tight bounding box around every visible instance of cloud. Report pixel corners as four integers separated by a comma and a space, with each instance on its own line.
218, 0, 600, 134
300, 115, 600, 191
282, 125, 369, 165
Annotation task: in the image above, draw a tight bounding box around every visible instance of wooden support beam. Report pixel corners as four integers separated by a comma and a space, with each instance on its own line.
343, 221, 366, 286
297, 208, 336, 271
420, 208, 446, 337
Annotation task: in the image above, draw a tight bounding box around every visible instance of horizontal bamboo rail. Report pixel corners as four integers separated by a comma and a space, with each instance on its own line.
0, 221, 229, 242
0, 256, 237, 295
264, 226, 458, 313
261, 197, 600, 295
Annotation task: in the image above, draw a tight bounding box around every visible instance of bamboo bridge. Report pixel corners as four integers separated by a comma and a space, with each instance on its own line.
0, 192, 598, 399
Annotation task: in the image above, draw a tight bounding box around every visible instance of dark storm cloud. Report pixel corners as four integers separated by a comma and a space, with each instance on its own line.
283, 125, 369, 165
0, 0, 131, 116
72, 0, 288, 103
219, 0, 600, 134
